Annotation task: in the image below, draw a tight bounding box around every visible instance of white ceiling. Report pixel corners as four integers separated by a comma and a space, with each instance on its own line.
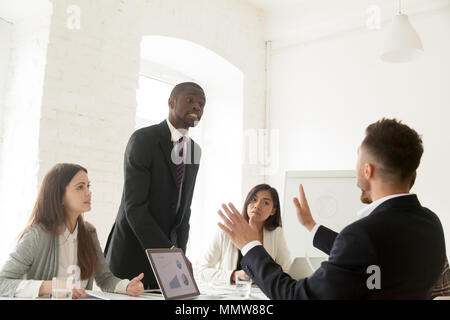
1, 0, 447, 22
248, 0, 449, 49
0, 0, 50, 23
245, 0, 307, 11
245, 0, 450, 12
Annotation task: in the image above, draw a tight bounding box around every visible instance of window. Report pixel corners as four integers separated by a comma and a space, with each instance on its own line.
135, 75, 173, 129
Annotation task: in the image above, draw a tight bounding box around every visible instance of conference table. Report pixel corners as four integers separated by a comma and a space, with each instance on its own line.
0, 282, 270, 300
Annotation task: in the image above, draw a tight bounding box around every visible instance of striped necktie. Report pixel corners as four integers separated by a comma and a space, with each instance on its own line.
176, 136, 185, 190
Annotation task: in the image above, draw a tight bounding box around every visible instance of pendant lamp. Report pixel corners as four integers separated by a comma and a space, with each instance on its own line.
380, 0, 424, 62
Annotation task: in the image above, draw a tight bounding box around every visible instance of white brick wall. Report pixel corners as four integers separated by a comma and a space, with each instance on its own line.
39, 0, 266, 248
0, 3, 52, 264
0, 19, 12, 164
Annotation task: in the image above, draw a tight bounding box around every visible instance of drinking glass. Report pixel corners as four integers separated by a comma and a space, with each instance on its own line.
51, 277, 72, 300
235, 274, 252, 299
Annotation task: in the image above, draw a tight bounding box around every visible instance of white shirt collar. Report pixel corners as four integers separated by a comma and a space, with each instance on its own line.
356, 193, 414, 220
166, 119, 189, 142
61, 222, 78, 241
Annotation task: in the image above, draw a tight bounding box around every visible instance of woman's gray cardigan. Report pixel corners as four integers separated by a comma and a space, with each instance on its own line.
0, 222, 123, 297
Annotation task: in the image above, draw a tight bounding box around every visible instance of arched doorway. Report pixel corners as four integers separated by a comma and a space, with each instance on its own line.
138, 36, 244, 263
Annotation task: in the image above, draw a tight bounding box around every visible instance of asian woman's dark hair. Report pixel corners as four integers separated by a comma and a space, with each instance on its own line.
19, 163, 97, 280
242, 184, 281, 231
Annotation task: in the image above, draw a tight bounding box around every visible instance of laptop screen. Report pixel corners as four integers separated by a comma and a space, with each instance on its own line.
146, 248, 200, 300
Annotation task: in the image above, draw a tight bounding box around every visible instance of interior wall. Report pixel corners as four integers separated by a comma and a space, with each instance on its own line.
265, 5, 450, 257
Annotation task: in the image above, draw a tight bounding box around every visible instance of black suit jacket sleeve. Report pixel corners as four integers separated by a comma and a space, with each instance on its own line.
177, 207, 190, 253
241, 223, 377, 299
123, 132, 172, 249
313, 225, 338, 255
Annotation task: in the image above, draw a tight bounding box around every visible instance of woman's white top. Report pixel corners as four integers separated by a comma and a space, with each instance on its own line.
14, 223, 129, 298
195, 226, 293, 285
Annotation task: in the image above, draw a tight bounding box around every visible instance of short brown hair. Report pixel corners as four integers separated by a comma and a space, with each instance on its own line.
242, 184, 282, 231
362, 118, 423, 185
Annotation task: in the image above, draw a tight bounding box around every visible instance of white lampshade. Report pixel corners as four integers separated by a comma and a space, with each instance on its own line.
380, 14, 424, 63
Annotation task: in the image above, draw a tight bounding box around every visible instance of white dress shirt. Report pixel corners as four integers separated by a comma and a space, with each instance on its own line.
14, 222, 129, 298
166, 118, 190, 145
166, 119, 190, 212
196, 227, 292, 285
242, 193, 413, 257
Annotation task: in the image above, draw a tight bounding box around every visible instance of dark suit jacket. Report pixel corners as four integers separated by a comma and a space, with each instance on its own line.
314, 212, 450, 299
105, 120, 201, 288
241, 195, 446, 299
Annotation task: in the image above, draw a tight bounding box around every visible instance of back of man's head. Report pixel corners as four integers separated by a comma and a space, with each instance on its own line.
362, 118, 423, 187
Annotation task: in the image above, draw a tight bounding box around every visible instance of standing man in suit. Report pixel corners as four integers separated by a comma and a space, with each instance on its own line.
218, 118, 446, 299
105, 82, 205, 289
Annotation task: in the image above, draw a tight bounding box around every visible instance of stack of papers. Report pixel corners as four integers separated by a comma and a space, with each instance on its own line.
197, 282, 269, 300
80, 290, 163, 300
78, 286, 269, 300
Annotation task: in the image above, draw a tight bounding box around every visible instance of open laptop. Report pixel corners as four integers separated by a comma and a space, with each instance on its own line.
145, 248, 226, 300
288, 256, 327, 280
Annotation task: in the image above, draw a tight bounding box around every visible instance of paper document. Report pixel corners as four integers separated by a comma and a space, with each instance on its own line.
196, 282, 269, 300
81, 290, 163, 300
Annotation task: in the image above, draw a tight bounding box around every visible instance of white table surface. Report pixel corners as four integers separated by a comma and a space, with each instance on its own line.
0, 283, 269, 300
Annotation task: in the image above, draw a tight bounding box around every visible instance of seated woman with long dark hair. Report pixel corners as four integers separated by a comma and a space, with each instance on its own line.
195, 184, 292, 285
0, 163, 144, 298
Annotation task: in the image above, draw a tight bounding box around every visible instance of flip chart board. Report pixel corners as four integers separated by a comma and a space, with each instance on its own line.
282, 170, 365, 257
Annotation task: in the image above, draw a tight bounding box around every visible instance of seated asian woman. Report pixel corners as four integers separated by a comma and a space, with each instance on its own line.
195, 184, 293, 285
